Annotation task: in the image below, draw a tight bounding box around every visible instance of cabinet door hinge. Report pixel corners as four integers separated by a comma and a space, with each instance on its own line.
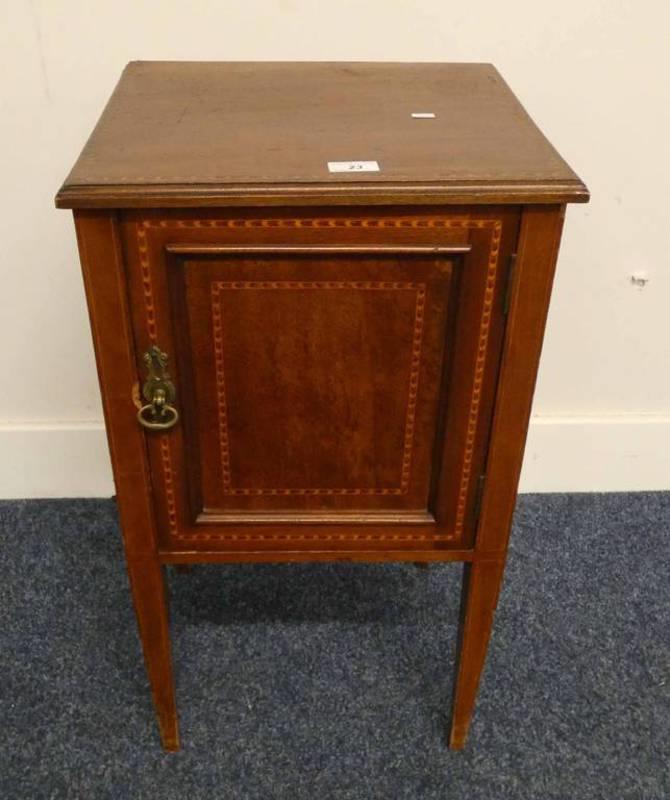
503, 252, 518, 316
472, 473, 487, 525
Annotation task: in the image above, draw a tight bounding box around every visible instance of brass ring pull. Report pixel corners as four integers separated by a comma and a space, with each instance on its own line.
136, 345, 180, 433
137, 402, 179, 431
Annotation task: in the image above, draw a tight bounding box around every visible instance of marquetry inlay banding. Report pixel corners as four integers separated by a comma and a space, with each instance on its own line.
136, 223, 158, 343
173, 530, 438, 544
159, 438, 179, 537
149, 217, 493, 231
210, 280, 426, 496
452, 220, 502, 540
135, 216, 502, 544
137, 222, 178, 537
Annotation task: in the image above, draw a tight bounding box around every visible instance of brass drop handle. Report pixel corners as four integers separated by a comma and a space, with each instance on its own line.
137, 345, 180, 432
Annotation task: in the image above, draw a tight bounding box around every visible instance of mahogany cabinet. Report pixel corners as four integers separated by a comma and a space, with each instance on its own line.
56, 62, 588, 750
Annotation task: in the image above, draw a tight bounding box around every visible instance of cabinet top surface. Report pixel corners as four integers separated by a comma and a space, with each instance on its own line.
56, 61, 588, 208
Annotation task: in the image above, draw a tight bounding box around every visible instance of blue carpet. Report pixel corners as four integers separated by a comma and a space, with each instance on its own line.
0, 493, 668, 799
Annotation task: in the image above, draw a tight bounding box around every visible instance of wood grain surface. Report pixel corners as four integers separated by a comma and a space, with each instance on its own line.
56, 62, 588, 208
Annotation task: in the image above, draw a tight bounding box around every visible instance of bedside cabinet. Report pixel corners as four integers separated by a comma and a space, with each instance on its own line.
56, 61, 588, 750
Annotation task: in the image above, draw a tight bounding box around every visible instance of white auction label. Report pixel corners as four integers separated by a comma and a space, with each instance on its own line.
327, 160, 380, 173
411, 112, 436, 119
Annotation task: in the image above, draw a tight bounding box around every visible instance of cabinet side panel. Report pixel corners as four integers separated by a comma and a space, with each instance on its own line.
475, 205, 566, 555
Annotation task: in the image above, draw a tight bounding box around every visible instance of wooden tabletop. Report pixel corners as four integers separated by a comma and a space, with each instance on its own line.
56, 61, 588, 208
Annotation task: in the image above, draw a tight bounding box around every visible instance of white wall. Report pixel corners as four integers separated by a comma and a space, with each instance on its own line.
1, 1, 668, 497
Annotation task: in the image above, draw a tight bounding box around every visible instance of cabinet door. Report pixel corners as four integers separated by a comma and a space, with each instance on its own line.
121, 208, 518, 555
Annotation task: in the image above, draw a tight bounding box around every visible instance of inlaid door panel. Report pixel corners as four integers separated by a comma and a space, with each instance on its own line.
177, 248, 454, 514
121, 208, 519, 552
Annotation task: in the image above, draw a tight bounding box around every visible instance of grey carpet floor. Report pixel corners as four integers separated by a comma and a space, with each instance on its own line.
0, 493, 668, 800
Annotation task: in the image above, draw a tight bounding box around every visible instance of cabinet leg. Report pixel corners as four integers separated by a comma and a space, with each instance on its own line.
448, 559, 505, 749
126, 557, 180, 751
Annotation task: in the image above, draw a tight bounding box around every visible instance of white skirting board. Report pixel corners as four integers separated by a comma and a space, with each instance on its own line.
520, 415, 669, 493
0, 422, 114, 500
0, 415, 668, 499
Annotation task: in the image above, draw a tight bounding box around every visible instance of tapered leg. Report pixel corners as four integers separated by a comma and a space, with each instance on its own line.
447, 208, 568, 748
74, 212, 180, 751
126, 556, 180, 751
449, 559, 506, 749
